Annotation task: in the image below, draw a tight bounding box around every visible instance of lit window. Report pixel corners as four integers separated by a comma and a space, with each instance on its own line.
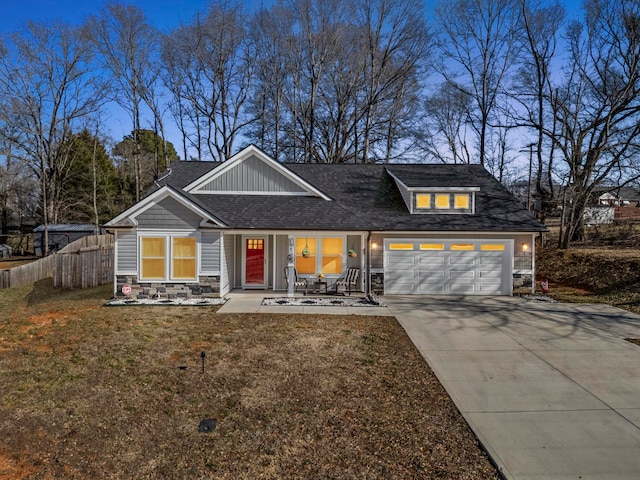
481, 244, 505, 251
247, 239, 263, 250
321, 238, 343, 274
454, 194, 470, 209
450, 244, 475, 251
173, 237, 197, 279
389, 243, 414, 250
416, 194, 431, 209
296, 238, 316, 274
420, 243, 444, 250
141, 237, 166, 279
435, 194, 450, 209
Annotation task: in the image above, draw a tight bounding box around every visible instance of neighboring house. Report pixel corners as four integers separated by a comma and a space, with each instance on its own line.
582, 187, 640, 225
104, 145, 545, 298
0, 244, 11, 259
34, 224, 102, 256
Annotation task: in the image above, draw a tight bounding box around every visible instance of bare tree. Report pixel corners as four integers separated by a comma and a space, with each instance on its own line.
162, 0, 254, 162
89, 3, 161, 200
435, 0, 521, 167
246, 0, 429, 164
354, 0, 430, 163
418, 80, 474, 164
0, 22, 104, 254
511, 0, 565, 216
547, 0, 640, 248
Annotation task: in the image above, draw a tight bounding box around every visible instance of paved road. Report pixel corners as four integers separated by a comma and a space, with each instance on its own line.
385, 295, 640, 480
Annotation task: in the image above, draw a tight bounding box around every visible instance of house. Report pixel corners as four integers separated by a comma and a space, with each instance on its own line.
0, 244, 11, 259
104, 145, 545, 298
582, 186, 640, 225
34, 224, 102, 256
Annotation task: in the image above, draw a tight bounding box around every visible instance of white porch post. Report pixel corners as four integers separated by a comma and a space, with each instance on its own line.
287, 235, 295, 297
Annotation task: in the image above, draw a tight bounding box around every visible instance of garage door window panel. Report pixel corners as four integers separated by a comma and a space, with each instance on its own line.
420, 243, 444, 250
450, 244, 475, 251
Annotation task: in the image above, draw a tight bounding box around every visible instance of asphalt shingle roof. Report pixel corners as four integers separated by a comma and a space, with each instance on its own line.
153, 160, 545, 232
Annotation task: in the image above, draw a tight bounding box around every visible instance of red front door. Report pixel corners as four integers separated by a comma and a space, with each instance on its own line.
245, 238, 265, 286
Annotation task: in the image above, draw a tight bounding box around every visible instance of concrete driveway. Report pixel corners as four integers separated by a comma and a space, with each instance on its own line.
385, 295, 640, 480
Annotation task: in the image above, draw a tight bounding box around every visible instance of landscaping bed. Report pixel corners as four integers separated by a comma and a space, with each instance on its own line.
0, 279, 498, 479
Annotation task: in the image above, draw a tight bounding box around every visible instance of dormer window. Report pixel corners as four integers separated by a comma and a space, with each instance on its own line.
413, 191, 476, 214
385, 168, 479, 215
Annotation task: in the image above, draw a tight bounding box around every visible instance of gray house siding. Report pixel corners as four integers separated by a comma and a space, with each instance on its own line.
346, 234, 363, 290
221, 233, 235, 294
116, 230, 137, 273
136, 197, 202, 229
199, 154, 307, 193
389, 177, 412, 211
200, 231, 221, 274
275, 234, 289, 290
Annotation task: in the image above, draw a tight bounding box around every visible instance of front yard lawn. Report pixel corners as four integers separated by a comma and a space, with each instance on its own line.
0, 280, 498, 479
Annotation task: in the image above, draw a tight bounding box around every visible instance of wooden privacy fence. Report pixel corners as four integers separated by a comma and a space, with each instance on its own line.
0, 234, 114, 290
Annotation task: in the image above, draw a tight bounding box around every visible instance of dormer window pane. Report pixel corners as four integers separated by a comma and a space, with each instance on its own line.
435, 194, 450, 209
454, 194, 470, 209
416, 194, 431, 209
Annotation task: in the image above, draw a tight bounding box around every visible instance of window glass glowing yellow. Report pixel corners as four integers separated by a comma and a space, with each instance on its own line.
480, 244, 505, 251
450, 244, 475, 251
321, 237, 343, 274
454, 194, 470, 209
420, 243, 444, 250
173, 237, 196, 279
435, 194, 450, 209
296, 237, 316, 274
389, 243, 414, 250
416, 194, 431, 209
141, 237, 166, 279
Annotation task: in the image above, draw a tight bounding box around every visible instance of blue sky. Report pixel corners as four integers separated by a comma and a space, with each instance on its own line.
2, 0, 274, 32
2, 0, 583, 33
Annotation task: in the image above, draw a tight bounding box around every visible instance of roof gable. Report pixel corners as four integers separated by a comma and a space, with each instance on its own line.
104, 185, 227, 229
185, 145, 331, 199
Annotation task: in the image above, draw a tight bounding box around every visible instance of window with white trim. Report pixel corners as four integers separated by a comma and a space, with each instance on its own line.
140, 234, 198, 281
295, 236, 344, 275
413, 192, 474, 214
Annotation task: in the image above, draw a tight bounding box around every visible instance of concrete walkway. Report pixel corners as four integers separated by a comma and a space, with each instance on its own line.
385, 295, 640, 480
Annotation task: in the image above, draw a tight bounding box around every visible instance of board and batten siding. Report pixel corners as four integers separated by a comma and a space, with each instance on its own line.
116, 230, 137, 273
220, 234, 235, 295
199, 154, 307, 193
275, 235, 289, 290
200, 231, 221, 274
136, 197, 202, 229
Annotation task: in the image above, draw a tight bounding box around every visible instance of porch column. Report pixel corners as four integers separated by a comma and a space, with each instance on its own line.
287, 235, 295, 298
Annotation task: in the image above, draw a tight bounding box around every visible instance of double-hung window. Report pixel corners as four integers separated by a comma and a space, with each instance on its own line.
140, 235, 197, 281
295, 236, 344, 275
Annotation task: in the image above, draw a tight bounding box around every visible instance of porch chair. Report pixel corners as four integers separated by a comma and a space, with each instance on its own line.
284, 267, 308, 293
335, 267, 359, 295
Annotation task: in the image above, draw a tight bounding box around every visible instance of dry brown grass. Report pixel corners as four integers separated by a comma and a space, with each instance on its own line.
0, 279, 498, 479
537, 246, 640, 314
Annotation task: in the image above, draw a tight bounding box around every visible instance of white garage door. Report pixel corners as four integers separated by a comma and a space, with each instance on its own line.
384, 239, 513, 295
